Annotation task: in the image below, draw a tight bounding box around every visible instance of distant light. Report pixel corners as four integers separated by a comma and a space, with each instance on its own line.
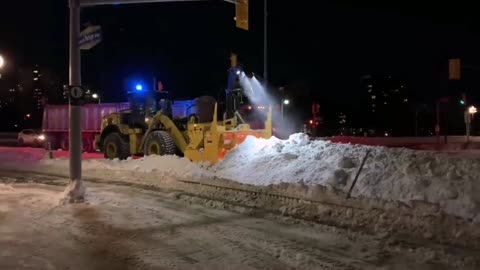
247, 106, 252, 110
26, 114, 31, 118
92, 93, 99, 99
469, 106, 477, 114
38, 135, 45, 141
283, 99, 290, 105
309, 120, 313, 125
460, 100, 466, 105
33, 77, 38, 81
33, 70, 38, 74
236, 70, 241, 75
135, 84, 143, 91
0, 55, 4, 68
384, 132, 389, 137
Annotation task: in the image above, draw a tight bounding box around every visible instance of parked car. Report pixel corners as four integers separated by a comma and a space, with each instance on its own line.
18, 129, 45, 147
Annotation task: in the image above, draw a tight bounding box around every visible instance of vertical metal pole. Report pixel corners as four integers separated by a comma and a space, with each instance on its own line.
414, 110, 418, 136
466, 110, 471, 142
436, 101, 440, 145
280, 101, 284, 121
263, 0, 267, 84
68, 0, 84, 200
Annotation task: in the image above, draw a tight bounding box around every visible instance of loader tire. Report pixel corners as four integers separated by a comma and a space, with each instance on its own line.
103, 132, 130, 160
144, 131, 176, 156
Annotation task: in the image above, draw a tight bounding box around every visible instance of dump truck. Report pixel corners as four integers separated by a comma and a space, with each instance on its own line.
96, 65, 272, 164
42, 103, 129, 152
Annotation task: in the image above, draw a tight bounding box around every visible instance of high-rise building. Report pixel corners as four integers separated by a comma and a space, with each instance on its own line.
32, 66, 44, 110
361, 74, 411, 135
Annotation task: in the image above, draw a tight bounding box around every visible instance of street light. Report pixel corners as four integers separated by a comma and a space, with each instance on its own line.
0, 54, 4, 79
469, 106, 477, 115
466, 105, 477, 142
281, 98, 289, 120
92, 93, 100, 104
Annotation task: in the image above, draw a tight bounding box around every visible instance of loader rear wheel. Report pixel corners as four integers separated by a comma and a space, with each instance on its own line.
144, 131, 176, 156
103, 132, 130, 160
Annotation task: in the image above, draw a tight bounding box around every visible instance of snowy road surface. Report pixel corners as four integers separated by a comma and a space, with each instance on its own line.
1, 172, 478, 270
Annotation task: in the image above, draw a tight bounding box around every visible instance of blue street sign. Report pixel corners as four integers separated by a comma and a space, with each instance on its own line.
79, 25, 102, 50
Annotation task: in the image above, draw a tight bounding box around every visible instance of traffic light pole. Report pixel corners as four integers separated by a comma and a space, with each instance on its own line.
263, 0, 267, 84
65, 0, 85, 202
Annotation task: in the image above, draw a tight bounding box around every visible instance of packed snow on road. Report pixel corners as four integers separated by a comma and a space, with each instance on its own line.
1, 174, 478, 269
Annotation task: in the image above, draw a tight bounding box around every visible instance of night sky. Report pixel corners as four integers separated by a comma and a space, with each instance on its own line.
2, 0, 480, 132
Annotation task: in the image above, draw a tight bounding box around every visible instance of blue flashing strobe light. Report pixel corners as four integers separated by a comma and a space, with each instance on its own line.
135, 84, 143, 91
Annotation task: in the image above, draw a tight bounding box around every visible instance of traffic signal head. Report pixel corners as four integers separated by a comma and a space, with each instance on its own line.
460, 93, 467, 105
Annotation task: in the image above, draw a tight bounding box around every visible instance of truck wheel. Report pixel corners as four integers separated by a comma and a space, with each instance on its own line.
60, 136, 69, 151
144, 131, 176, 156
82, 137, 94, 153
46, 136, 60, 150
103, 132, 130, 160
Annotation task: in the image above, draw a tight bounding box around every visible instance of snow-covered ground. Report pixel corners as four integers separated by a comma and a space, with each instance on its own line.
1, 176, 477, 269
2, 133, 480, 221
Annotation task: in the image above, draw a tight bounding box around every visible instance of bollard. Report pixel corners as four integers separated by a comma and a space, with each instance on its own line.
48, 142, 53, 159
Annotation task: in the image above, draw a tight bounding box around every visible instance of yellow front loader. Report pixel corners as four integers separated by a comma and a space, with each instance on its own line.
96, 56, 272, 164
96, 102, 272, 164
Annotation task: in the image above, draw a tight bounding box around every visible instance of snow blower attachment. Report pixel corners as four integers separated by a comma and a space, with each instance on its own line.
96, 55, 272, 164
184, 103, 272, 164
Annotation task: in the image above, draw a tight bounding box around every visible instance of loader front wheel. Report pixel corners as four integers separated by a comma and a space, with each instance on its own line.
103, 132, 130, 160
144, 131, 176, 156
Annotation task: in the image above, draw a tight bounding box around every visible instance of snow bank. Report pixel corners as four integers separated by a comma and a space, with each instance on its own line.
214, 133, 480, 220
0, 147, 45, 164
41, 155, 210, 180
3, 135, 480, 220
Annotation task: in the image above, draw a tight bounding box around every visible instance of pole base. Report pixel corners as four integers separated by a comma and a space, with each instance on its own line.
61, 179, 86, 204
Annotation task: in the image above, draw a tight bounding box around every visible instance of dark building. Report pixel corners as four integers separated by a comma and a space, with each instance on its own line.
361, 74, 412, 136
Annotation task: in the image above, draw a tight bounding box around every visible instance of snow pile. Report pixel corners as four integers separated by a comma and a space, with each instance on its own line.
41, 155, 210, 180
0, 147, 45, 164
214, 133, 480, 220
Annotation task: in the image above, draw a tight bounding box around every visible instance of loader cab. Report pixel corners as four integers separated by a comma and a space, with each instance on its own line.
123, 85, 178, 130
127, 88, 172, 117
